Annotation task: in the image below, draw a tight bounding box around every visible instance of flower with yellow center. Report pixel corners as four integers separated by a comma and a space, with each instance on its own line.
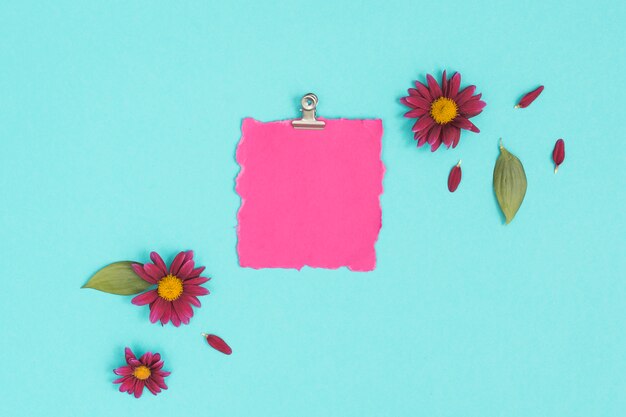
131, 250, 211, 327
132, 365, 151, 381
430, 97, 458, 125
401, 71, 486, 151
157, 274, 184, 301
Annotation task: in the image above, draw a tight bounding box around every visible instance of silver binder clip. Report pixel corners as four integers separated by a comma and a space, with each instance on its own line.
292, 93, 326, 130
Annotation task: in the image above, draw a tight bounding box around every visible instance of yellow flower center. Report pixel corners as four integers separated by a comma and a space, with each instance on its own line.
430, 97, 458, 124
132, 365, 151, 380
157, 274, 183, 301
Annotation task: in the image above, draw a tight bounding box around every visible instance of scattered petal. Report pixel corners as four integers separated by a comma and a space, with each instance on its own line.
203, 334, 232, 355
448, 161, 462, 192
552, 138, 565, 173
515, 85, 544, 108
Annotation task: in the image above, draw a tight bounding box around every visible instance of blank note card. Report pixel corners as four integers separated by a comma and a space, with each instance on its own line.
236, 118, 384, 271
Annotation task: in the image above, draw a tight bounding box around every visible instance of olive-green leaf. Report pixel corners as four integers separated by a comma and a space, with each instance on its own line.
82, 261, 152, 295
493, 140, 527, 224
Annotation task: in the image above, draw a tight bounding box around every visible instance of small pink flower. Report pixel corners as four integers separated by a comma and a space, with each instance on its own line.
401, 71, 486, 151
131, 251, 210, 326
113, 347, 171, 398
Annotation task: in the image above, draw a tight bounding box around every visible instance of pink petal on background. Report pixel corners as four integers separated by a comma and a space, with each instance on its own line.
203, 333, 233, 355
516, 85, 544, 108
448, 161, 462, 192
553, 138, 565, 173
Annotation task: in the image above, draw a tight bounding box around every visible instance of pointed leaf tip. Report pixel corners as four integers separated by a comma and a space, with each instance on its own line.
82, 261, 151, 295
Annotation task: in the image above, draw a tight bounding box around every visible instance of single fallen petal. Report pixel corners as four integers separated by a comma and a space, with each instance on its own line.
203, 333, 232, 355
515, 85, 544, 108
552, 138, 565, 173
447, 160, 462, 192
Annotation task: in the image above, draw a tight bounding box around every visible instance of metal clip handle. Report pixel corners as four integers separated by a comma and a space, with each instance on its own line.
292, 93, 326, 130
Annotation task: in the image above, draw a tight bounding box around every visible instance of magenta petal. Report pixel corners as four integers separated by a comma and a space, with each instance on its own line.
184, 250, 194, 262
448, 72, 461, 98
459, 100, 486, 115
143, 263, 164, 281
405, 95, 431, 110
149, 252, 167, 275
150, 353, 161, 366
455, 85, 477, 105
441, 125, 454, 148
140, 352, 153, 365
160, 302, 172, 325
181, 293, 201, 308
177, 260, 194, 279
132, 290, 158, 306
451, 127, 462, 148
119, 377, 135, 393
430, 139, 442, 152
133, 380, 145, 398
113, 376, 129, 384
131, 264, 156, 284
426, 74, 443, 98
412, 116, 434, 133
169, 252, 186, 275
149, 298, 167, 323
170, 308, 181, 327
414, 81, 432, 101
145, 378, 161, 395
427, 124, 442, 145
184, 285, 209, 296
452, 116, 473, 130
114, 365, 133, 376
407, 88, 419, 96
153, 376, 168, 390
124, 347, 136, 362
441, 70, 448, 96
174, 298, 194, 319
404, 108, 428, 118
400, 96, 416, 109
188, 266, 206, 278
184, 277, 209, 286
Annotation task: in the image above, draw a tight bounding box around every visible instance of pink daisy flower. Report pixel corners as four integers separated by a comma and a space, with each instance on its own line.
401, 71, 486, 151
113, 347, 171, 398
131, 251, 210, 326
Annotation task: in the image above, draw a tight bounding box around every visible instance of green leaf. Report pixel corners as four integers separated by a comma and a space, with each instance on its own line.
493, 140, 527, 224
82, 261, 152, 295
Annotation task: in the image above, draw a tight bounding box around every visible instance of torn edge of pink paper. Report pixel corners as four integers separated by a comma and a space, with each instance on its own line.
235, 118, 385, 272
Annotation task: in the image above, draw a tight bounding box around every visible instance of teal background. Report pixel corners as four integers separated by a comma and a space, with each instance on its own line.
1, 0, 625, 416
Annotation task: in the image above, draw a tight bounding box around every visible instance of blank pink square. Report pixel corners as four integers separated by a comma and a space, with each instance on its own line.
236, 118, 384, 271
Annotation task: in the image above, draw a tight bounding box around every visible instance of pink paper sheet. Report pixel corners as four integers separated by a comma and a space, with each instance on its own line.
236, 118, 384, 271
